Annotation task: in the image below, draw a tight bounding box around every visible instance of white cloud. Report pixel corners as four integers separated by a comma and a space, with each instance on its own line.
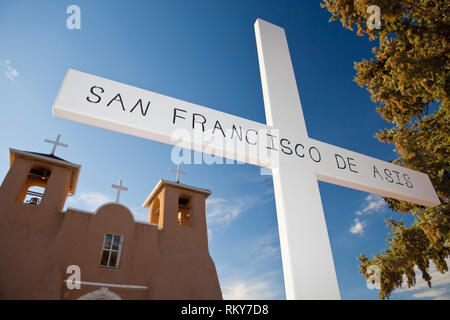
356, 194, 386, 215
349, 218, 365, 235
223, 280, 272, 300
222, 273, 283, 300
1, 59, 19, 81
130, 207, 149, 223
251, 229, 281, 262
434, 294, 450, 300
412, 288, 447, 299
394, 258, 450, 300
208, 229, 213, 242
66, 192, 113, 211
350, 194, 385, 236
206, 196, 258, 226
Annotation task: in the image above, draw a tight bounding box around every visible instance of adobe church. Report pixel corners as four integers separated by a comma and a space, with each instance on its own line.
0, 145, 222, 299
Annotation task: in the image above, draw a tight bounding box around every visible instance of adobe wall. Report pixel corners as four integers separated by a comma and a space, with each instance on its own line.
0, 158, 70, 299
58, 203, 159, 299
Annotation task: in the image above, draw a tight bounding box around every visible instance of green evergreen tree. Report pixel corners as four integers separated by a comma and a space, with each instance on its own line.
321, 0, 449, 299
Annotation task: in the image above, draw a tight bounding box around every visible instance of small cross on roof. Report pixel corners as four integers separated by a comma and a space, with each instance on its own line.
44, 134, 68, 155
170, 164, 188, 183
112, 179, 128, 203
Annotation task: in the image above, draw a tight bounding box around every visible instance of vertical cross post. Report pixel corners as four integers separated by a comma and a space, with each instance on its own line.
112, 179, 128, 203
255, 19, 341, 299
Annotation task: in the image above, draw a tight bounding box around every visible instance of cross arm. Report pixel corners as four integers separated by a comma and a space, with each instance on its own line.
310, 138, 440, 207
53, 69, 440, 208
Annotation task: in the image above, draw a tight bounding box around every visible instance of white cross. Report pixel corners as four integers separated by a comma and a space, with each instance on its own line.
44, 134, 68, 155
170, 164, 188, 183
112, 179, 128, 203
52, 19, 440, 299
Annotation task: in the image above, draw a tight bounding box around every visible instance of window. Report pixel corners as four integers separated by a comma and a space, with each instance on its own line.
100, 234, 123, 268
177, 196, 191, 227
19, 167, 51, 205
24, 186, 46, 205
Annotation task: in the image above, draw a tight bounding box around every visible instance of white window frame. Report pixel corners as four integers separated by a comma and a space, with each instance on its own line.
100, 233, 124, 268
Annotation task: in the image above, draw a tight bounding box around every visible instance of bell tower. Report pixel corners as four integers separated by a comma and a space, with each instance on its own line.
143, 180, 222, 299
143, 179, 212, 251
0, 149, 81, 221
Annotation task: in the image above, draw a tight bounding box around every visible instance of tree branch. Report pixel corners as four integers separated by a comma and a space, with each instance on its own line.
398, 0, 450, 27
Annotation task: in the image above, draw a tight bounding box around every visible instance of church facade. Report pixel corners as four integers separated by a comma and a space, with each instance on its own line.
0, 148, 222, 299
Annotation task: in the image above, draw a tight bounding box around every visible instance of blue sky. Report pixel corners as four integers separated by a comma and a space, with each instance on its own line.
0, 0, 448, 300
